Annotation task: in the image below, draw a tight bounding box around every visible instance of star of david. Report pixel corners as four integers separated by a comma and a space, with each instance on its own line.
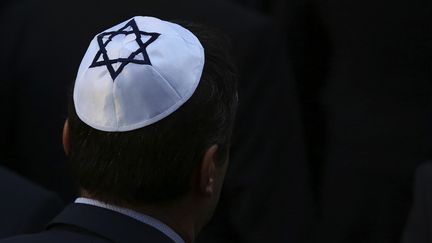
89, 19, 160, 80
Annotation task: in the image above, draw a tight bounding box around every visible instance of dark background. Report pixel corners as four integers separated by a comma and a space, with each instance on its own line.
0, 0, 431, 242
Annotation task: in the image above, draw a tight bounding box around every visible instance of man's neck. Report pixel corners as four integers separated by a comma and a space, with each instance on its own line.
78, 193, 198, 243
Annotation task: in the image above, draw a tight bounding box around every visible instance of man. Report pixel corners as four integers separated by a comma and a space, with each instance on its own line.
0, 166, 63, 239
0, 16, 238, 243
1, 0, 312, 242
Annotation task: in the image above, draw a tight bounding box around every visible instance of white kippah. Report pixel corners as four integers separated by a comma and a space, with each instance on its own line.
73, 16, 205, 132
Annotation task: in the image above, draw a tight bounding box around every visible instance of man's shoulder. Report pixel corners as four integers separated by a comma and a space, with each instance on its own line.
0, 203, 177, 243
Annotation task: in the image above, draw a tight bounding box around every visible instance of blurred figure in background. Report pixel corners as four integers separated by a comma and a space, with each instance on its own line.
0, 0, 312, 242
228, 0, 432, 242
403, 162, 432, 243
0, 166, 63, 239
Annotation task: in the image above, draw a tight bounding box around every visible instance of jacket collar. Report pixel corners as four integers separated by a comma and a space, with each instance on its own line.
48, 203, 175, 243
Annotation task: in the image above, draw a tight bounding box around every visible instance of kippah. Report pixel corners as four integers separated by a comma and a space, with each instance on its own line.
73, 16, 204, 132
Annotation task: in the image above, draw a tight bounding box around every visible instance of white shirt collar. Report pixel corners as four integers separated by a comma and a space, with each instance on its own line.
75, 197, 185, 243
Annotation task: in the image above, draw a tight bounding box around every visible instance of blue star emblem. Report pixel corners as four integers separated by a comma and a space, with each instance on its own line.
89, 19, 160, 80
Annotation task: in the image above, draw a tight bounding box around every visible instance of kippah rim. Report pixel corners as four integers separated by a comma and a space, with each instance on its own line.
74, 62, 204, 132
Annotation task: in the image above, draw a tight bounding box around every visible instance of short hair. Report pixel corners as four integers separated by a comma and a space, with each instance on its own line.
67, 21, 238, 206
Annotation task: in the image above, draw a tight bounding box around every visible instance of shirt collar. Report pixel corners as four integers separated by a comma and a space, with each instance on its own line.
75, 197, 185, 243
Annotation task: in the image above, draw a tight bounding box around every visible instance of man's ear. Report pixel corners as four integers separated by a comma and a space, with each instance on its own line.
199, 144, 219, 196
62, 119, 70, 155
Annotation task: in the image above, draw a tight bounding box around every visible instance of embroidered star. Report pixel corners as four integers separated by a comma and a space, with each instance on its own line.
89, 19, 160, 80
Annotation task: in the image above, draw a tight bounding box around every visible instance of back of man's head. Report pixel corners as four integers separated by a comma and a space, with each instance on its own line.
66, 18, 238, 209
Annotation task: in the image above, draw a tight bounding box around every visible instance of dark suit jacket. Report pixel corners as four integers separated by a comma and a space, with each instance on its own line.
0, 203, 175, 243
0, 167, 63, 239
0, 0, 313, 242
402, 162, 432, 243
